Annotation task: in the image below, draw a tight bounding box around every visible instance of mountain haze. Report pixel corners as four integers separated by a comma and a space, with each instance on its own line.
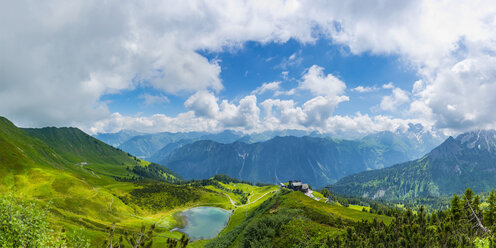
94, 130, 143, 147
117, 130, 244, 159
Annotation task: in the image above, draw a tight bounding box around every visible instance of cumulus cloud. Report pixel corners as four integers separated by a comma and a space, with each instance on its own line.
184, 91, 261, 130
260, 96, 347, 131
299, 65, 347, 98
324, 113, 429, 139
351, 86, 379, 93
3, 0, 496, 135
88, 110, 429, 140
88, 112, 221, 134
251, 81, 282, 95
220, 95, 261, 129
380, 85, 410, 112
184, 91, 220, 119
255, 64, 350, 130
382, 83, 395, 89
411, 56, 496, 132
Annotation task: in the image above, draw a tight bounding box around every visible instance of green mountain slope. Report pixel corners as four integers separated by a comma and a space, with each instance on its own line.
205, 189, 392, 247
0, 117, 210, 246
331, 130, 496, 200
23, 127, 146, 178
0, 117, 68, 175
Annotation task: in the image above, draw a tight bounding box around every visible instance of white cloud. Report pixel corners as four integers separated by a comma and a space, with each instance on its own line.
278, 52, 303, 69
410, 56, 496, 132
251, 81, 282, 95
3, 0, 496, 135
184, 91, 220, 119
259, 65, 350, 129
380, 85, 410, 112
88, 112, 221, 134
219, 95, 261, 129
184, 91, 261, 130
260, 95, 348, 130
412, 80, 425, 94
351, 86, 379, 93
324, 113, 429, 139
87, 110, 430, 140
382, 82, 394, 89
299, 65, 347, 98
281, 71, 289, 80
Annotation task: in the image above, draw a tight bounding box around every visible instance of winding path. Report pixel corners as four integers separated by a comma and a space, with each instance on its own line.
224, 190, 278, 207
223, 193, 237, 207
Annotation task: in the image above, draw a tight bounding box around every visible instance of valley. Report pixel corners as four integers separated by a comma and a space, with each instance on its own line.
115, 128, 441, 188
3, 114, 496, 247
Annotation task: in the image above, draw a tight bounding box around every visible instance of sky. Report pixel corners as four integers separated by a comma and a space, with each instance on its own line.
1, 0, 496, 138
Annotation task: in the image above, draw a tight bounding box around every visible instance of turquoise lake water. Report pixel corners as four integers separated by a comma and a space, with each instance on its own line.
176, 207, 232, 240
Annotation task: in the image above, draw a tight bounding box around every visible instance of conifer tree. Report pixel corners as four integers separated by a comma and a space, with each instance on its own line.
485, 189, 496, 227
472, 195, 481, 218
463, 188, 474, 217
451, 194, 463, 223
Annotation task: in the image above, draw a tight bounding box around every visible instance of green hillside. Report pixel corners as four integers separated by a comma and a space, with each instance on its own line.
0, 115, 401, 247
205, 189, 393, 247
331, 130, 496, 201
0, 117, 67, 174
4, 115, 487, 247
23, 127, 147, 178
0, 117, 226, 246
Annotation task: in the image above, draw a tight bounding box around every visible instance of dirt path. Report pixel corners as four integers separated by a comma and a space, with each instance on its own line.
224, 193, 237, 207
109, 196, 114, 212
225, 190, 278, 208
247, 190, 254, 203
247, 190, 277, 205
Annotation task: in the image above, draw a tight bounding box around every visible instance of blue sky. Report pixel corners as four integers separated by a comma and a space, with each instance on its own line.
103, 38, 418, 121
2, 0, 496, 137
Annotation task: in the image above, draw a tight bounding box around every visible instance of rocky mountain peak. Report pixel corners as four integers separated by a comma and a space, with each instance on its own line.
456, 129, 496, 152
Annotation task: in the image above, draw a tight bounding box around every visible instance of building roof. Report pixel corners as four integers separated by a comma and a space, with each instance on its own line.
291, 181, 302, 187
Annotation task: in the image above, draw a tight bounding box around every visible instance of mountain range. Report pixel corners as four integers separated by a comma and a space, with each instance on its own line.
96, 130, 244, 160
94, 129, 330, 161
330, 130, 496, 200
160, 129, 442, 187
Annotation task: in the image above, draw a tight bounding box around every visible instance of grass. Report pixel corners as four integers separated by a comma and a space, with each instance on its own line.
0, 116, 399, 247
280, 191, 393, 224
348, 204, 371, 212
0, 118, 229, 247
7, 166, 238, 246
205, 189, 397, 247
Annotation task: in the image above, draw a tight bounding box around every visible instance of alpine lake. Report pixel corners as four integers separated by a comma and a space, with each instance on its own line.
175, 207, 232, 240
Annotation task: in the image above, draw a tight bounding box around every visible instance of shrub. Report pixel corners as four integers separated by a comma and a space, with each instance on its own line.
0, 195, 65, 247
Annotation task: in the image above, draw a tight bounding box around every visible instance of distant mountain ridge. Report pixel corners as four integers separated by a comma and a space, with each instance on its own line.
94, 124, 442, 164
161, 130, 442, 187
94, 129, 328, 160
94, 130, 143, 147
330, 129, 496, 200
116, 130, 244, 159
